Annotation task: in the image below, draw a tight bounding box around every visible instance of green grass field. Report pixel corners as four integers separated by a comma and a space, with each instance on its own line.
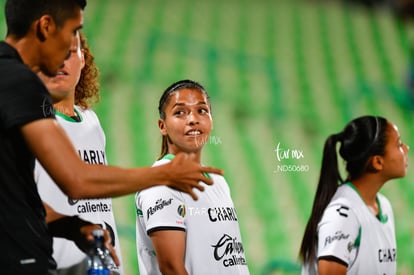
2, 0, 414, 274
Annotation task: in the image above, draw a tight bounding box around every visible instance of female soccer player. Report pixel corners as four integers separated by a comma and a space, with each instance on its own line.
299, 115, 409, 274
35, 32, 123, 275
135, 80, 250, 275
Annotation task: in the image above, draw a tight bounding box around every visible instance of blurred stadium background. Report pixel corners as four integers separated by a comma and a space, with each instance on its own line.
2, 0, 414, 274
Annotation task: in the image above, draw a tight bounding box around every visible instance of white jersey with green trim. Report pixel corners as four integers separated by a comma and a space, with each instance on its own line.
302, 183, 396, 275
34, 106, 123, 274
135, 155, 250, 275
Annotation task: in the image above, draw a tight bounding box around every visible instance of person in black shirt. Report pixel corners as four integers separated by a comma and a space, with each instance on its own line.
0, 0, 221, 274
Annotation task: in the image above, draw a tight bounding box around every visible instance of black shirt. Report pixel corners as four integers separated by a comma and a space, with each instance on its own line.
0, 42, 57, 274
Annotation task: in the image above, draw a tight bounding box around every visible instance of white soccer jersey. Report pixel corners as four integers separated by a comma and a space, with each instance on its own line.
34, 106, 123, 274
135, 155, 250, 275
302, 183, 396, 275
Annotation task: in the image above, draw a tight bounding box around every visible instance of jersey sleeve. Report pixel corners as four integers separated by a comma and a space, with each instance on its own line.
316, 201, 360, 266
0, 71, 54, 129
136, 186, 187, 235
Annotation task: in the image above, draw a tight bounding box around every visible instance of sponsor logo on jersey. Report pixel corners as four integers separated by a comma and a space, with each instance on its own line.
185, 207, 238, 222
208, 207, 238, 222
336, 206, 349, 217
212, 234, 247, 268
378, 248, 396, 263
177, 204, 186, 218
324, 231, 350, 247
77, 200, 112, 213
67, 198, 112, 214
78, 149, 106, 164
347, 241, 356, 252
147, 198, 173, 219
68, 198, 78, 205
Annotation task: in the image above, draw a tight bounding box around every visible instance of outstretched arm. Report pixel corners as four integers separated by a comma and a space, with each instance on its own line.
150, 230, 188, 275
22, 118, 222, 200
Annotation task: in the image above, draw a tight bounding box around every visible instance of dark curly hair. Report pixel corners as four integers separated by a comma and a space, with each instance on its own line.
74, 31, 100, 109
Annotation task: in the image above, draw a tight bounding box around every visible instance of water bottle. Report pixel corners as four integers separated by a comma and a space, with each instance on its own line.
87, 229, 116, 275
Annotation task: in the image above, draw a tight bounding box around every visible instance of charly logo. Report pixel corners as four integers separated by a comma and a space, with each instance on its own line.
185, 207, 238, 222
78, 149, 106, 165
273, 142, 310, 173
147, 198, 173, 219
336, 206, 349, 217
378, 248, 396, 263
208, 207, 238, 222
212, 234, 247, 267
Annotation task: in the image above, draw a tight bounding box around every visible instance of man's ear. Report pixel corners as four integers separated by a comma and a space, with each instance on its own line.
371, 155, 384, 171
36, 15, 54, 42
158, 119, 167, 136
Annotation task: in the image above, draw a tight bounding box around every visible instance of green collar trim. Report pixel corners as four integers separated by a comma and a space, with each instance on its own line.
161, 153, 211, 179
346, 182, 388, 223
354, 226, 362, 248
55, 108, 82, 122
162, 153, 176, 161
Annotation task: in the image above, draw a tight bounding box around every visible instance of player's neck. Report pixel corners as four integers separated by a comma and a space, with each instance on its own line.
351, 176, 383, 208
168, 150, 202, 163
54, 98, 76, 117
